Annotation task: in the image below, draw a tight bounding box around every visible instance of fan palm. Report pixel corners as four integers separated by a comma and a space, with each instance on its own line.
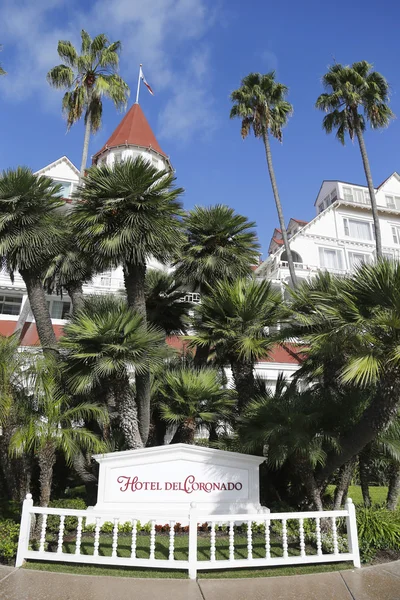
190, 278, 282, 412
72, 157, 184, 444
47, 30, 129, 180
286, 260, 400, 484
174, 204, 260, 291
145, 269, 191, 336
0, 167, 65, 355
159, 367, 235, 444
230, 72, 296, 286
239, 375, 339, 509
60, 295, 166, 449
44, 225, 96, 314
316, 61, 394, 258
9, 356, 107, 508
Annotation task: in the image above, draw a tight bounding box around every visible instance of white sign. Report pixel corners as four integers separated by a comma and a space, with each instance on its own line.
91, 444, 266, 518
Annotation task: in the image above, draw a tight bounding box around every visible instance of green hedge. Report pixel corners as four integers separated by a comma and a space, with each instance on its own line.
0, 520, 19, 563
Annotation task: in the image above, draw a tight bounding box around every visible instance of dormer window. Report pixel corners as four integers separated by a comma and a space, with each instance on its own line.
53, 180, 72, 198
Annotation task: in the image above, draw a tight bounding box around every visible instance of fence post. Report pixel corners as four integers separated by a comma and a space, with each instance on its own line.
15, 493, 34, 567
345, 497, 361, 568
188, 502, 198, 580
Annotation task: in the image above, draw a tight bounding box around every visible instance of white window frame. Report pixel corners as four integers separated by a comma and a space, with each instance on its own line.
100, 271, 112, 287
343, 217, 375, 241
0, 294, 22, 316
386, 195, 400, 210
47, 299, 71, 320
318, 247, 344, 271
114, 152, 123, 164
347, 251, 372, 269
391, 226, 400, 245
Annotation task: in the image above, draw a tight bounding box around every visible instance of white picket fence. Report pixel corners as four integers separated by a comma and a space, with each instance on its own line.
16, 494, 360, 579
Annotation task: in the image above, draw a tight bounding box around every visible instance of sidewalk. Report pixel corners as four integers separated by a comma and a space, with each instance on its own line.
1, 561, 400, 600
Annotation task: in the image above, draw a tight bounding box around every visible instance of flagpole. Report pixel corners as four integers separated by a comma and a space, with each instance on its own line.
135, 64, 142, 104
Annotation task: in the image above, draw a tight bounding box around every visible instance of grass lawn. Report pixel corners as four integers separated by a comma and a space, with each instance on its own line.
326, 485, 389, 506
23, 531, 352, 580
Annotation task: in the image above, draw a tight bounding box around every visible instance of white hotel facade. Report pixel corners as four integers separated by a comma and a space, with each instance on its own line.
2, 103, 399, 386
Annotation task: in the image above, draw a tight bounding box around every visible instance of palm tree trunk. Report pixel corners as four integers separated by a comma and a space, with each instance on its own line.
230, 359, 255, 413
19, 270, 58, 358
66, 281, 84, 315
170, 419, 196, 444
387, 463, 400, 510
354, 117, 382, 259
317, 375, 400, 485
261, 128, 297, 287
114, 373, 143, 449
359, 445, 372, 507
124, 263, 150, 445
80, 104, 92, 183
297, 460, 323, 510
334, 456, 356, 509
38, 443, 56, 508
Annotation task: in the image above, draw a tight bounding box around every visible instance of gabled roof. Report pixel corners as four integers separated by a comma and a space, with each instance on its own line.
377, 172, 400, 190
93, 103, 167, 161
291, 218, 308, 225
34, 156, 80, 178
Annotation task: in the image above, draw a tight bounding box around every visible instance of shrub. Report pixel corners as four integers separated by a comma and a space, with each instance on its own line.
0, 520, 20, 563
118, 521, 132, 534
47, 499, 87, 534
100, 521, 114, 534
356, 507, 400, 561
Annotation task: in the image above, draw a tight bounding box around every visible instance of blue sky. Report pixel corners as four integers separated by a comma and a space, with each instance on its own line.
0, 0, 399, 257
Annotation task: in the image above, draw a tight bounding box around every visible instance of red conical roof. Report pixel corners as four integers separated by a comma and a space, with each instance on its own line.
93, 103, 167, 162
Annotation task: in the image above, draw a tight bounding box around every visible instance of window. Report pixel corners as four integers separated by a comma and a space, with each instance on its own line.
100, 271, 112, 287
353, 188, 367, 205
330, 190, 337, 202
183, 292, 201, 304
318, 203, 324, 214
151, 156, 159, 168
343, 187, 353, 202
343, 218, 374, 241
319, 247, 343, 270
53, 180, 72, 198
0, 295, 22, 316
386, 195, 400, 210
348, 252, 371, 269
50, 301, 71, 319
114, 152, 123, 164
391, 226, 400, 244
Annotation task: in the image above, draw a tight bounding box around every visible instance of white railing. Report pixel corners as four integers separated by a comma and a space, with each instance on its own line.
16, 495, 360, 579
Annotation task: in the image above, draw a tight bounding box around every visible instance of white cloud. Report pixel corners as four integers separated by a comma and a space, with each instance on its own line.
0, 0, 218, 142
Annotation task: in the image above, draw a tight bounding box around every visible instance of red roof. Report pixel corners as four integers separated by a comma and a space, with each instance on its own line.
292, 218, 308, 225
272, 237, 284, 245
0, 324, 302, 366
93, 104, 167, 161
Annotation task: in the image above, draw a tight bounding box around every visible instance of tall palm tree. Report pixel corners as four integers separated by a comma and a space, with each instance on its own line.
159, 367, 235, 444
316, 61, 394, 259
60, 295, 166, 449
285, 260, 400, 485
0, 167, 65, 356
174, 204, 260, 291
72, 157, 184, 444
9, 356, 107, 508
230, 72, 297, 286
145, 269, 192, 336
47, 30, 129, 181
190, 278, 282, 412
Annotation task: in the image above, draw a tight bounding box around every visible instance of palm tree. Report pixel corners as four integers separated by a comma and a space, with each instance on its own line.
190, 278, 282, 412
145, 269, 192, 336
60, 295, 166, 449
44, 226, 96, 314
159, 367, 235, 444
0, 167, 65, 356
316, 61, 394, 259
9, 356, 107, 508
285, 260, 400, 485
230, 72, 297, 286
239, 376, 339, 510
174, 204, 260, 291
47, 30, 129, 181
72, 157, 184, 444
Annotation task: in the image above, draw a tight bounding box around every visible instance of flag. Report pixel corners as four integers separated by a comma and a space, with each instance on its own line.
140, 66, 154, 96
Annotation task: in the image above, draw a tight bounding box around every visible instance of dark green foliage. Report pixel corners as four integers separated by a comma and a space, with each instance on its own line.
357, 507, 400, 561
47, 498, 87, 533
0, 520, 19, 563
